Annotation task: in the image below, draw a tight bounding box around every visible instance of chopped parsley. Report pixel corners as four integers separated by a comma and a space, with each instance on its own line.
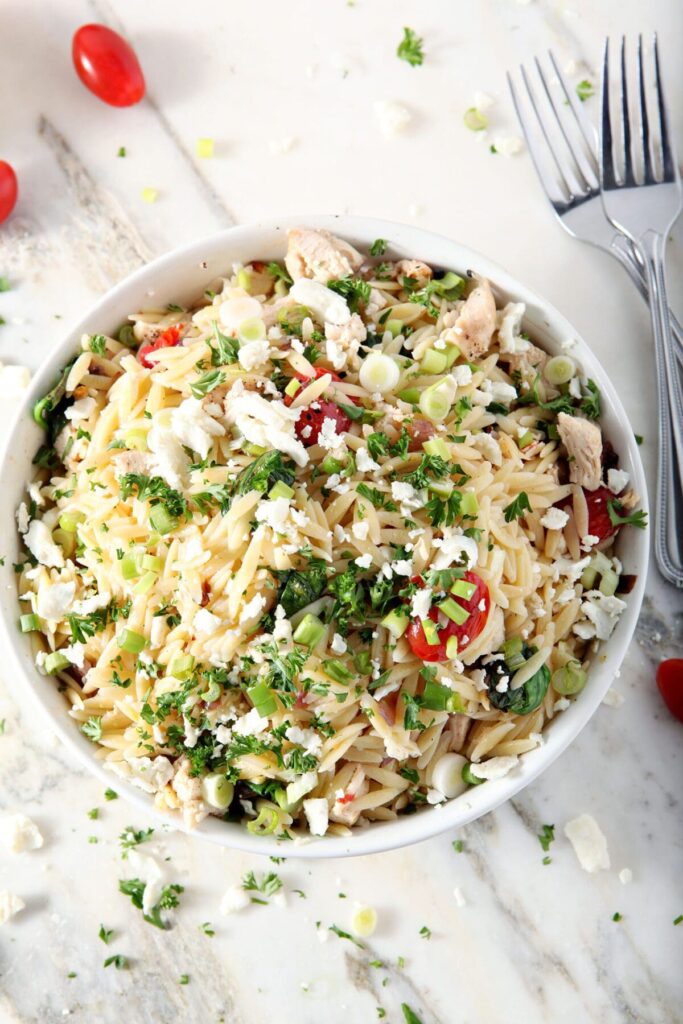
199, 921, 215, 936
103, 954, 128, 970
81, 716, 103, 742
402, 1005, 424, 1024
329, 923, 365, 948
607, 500, 647, 530
452, 839, 465, 853
576, 79, 595, 102
266, 262, 292, 285
87, 807, 99, 820
119, 825, 154, 856
503, 492, 532, 522
209, 321, 239, 365
98, 924, 114, 944
242, 870, 282, 901
118, 878, 184, 929
104, 788, 118, 801
612, 911, 623, 922
419, 925, 431, 939
327, 276, 371, 313
190, 368, 226, 399
397, 26, 425, 66
580, 379, 601, 419
537, 823, 555, 852
117, 146, 127, 157
88, 334, 107, 355
370, 238, 388, 257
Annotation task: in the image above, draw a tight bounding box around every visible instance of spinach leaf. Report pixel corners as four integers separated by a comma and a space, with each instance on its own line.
487, 647, 551, 716
32, 359, 77, 439
234, 451, 295, 496
275, 563, 328, 616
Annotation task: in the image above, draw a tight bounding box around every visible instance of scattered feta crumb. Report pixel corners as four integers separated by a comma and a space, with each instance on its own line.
564, 813, 610, 872
607, 468, 629, 494
331, 633, 347, 654
602, 688, 625, 708
469, 756, 518, 781
618, 868, 633, 885
0, 891, 25, 926
540, 507, 569, 531
355, 553, 373, 569
0, 814, 44, 854
352, 521, 369, 541
373, 100, 412, 137
453, 886, 467, 907
220, 885, 251, 914
303, 798, 329, 837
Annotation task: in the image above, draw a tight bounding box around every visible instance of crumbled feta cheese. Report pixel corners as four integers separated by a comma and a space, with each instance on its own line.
355, 553, 373, 569
453, 886, 467, 907
607, 468, 629, 494
171, 397, 225, 460
432, 528, 478, 571
373, 99, 412, 137
568, 376, 582, 399
451, 364, 473, 387
16, 502, 29, 534
352, 521, 369, 541
581, 534, 600, 551
36, 580, 75, 621
471, 432, 502, 467
317, 416, 346, 454
194, 608, 221, 636
24, 520, 64, 568
469, 756, 518, 781
65, 397, 97, 422
602, 687, 624, 708
495, 675, 509, 693
224, 391, 308, 467
220, 884, 251, 914
391, 559, 412, 577
255, 497, 291, 533
553, 697, 571, 711
331, 633, 347, 654
0, 814, 44, 853
289, 279, 350, 326
238, 338, 270, 372
390, 481, 423, 511
410, 586, 433, 621
356, 447, 380, 473
233, 707, 269, 737
0, 891, 25, 925
618, 868, 633, 885
564, 814, 610, 872
540, 507, 569, 531
240, 593, 266, 625
286, 726, 323, 758
303, 798, 329, 836
492, 135, 524, 157
497, 302, 529, 353
108, 755, 174, 794
574, 591, 627, 641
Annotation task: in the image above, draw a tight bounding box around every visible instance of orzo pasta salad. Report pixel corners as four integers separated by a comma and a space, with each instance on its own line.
16, 228, 646, 838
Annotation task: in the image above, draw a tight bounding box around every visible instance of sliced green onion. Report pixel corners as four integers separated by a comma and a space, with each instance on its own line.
398, 388, 420, 405
20, 613, 40, 633
44, 651, 71, 674
501, 636, 526, 671
242, 442, 268, 458
581, 550, 612, 589
274, 279, 289, 297
236, 267, 251, 291
428, 479, 454, 498
58, 511, 85, 533
284, 378, 301, 399
293, 613, 326, 648
359, 352, 400, 394
322, 455, 344, 475
423, 437, 450, 460
381, 609, 409, 639
201, 679, 222, 703
117, 629, 145, 654
551, 661, 587, 696
419, 379, 455, 423
421, 618, 440, 646
438, 598, 469, 625
238, 317, 266, 344
247, 682, 278, 717
599, 568, 619, 597
322, 659, 354, 684
451, 578, 476, 601
120, 552, 142, 580
169, 654, 195, 680
117, 324, 137, 348
517, 430, 534, 449
460, 491, 479, 517
141, 187, 158, 204
201, 774, 233, 810
464, 107, 488, 131
268, 481, 294, 501
461, 762, 485, 785
443, 343, 461, 368
386, 319, 404, 337
196, 137, 215, 159
124, 428, 148, 451
419, 349, 448, 375
446, 635, 459, 659
133, 571, 157, 595
142, 554, 164, 573
246, 806, 280, 836
149, 506, 178, 535
544, 355, 577, 386
354, 650, 372, 674
53, 529, 75, 558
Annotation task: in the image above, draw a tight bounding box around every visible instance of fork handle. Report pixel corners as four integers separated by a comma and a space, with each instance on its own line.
610, 235, 683, 365
635, 230, 683, 588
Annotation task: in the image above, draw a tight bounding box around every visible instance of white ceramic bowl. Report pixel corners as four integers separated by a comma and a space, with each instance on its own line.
0, 216, 649, 858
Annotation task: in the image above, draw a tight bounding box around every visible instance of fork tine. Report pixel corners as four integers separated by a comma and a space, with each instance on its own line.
518, 63, 583, 199
532, 56, 598, 191
547, 50, 599, 174
636, 34, 654, 183
507, 71, 569, 206
652, 33, 676, 181
599, 38, 617, 188
619, 37, 636, 184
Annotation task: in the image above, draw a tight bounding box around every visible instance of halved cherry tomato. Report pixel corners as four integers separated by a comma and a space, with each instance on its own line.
72, 24, 145, 107
138, 324, 184, 368
656, 659, 683, 724
0, 161, 18, 224
557, 485, 618, 545
283, 366, 352, 445
405, 570, 490, 662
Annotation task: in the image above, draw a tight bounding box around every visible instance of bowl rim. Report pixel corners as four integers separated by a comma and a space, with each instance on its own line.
0, 214, 649, 858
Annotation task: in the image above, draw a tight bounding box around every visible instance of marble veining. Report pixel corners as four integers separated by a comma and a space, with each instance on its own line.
0, 1, 681, 1022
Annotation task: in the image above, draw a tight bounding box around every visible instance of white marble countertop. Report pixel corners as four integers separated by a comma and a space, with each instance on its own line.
0, 2, 682, 1022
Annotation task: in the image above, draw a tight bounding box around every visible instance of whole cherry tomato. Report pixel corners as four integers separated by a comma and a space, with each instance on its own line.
138, 324, 184, 368
0, 161, 18, 224
656, 659, 683, 724
72, 24, 145, 107
406, 570, 490, 662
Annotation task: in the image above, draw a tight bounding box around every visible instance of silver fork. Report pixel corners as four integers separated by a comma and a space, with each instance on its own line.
599, 35, 683, 588
507, 52, 683, 362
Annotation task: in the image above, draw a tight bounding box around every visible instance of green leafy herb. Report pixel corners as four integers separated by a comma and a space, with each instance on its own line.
337, 400, 383, 425
453, 839, 464, 853
537, 824, 555, 852
117, 146, 127, 158
580, 379, 601, 420
119, 878, 184, 929
89, 334, 107, 355
87, 807, 99, 820
329, 923, 365, 948
104, 788, 118, 801
98, 924, 114, 944
119, 825, 154, 856
179, 974, 190, 984
402, 1006, 424, 1024
576, 79, 595, 102
397, 26, 425, 66
634, 433, 643, 446
370, 238, 388, 257
612, 911, 623, 922
234, 450, 295, 496
190, 368, 226, 399
103, 954, 128, 969
0, 276, 11, 291
607, 500, 647, 530
81, 716, 103, 742
419, 925, 431, 939
674, 914, 683, 926
266, 262, 292, 284
425, 491, 462, 529
242, 870, 282, 899
199, 921, 215, 936
119, 473, 188, 521
503, 492, 532, 522
328, 276, 371, 313
208, 321, 239, 366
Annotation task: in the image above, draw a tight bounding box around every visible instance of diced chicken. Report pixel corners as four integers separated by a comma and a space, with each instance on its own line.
448, 715, 471, 753
112, 450, 152, 478
454, 278, 497, 360
502, 341, 548, 377
395, 259, 432, 285
171, 756, 209, 830
329, 766, 369, 826
285, 228, 364, 284
557, 413, 603, 491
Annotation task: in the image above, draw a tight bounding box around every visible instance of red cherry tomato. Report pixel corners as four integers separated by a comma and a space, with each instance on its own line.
656, 659, 683, 724
72, 24, 145, 107
0, 161, 18, 224
557, 486, 618, 545
283, 367, 352, 446
282, 366, 344, 406
138, 324, 184, 368
406, 570, 490, 662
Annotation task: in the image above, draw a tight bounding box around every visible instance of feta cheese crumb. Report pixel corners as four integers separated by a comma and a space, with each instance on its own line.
221, 885, 251, 914
373, 99, 412, 137
453, 886, 467, 907
331, 633, 347, 654
238, 338, 270, 372
607, 468, 629, 494
355, 553, 373, 569
410, 586, 432, 621
352, 521, 369, 541
0, 891, 25, 926
303, 798, 329, 836
602, 688, 624, 708
0, 814, 44, 854
564, 813, 610, 872
469, 756, 518, 781
618, 868, 633, 885
540, 507, 570, 531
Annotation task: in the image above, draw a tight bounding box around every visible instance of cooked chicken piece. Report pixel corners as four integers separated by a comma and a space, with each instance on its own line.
503, 341, 548, 377
454, 278, 497, 360
557, 412, 603, 491
171, 755, 209, 829
285, 228, 364, 284
395, 259, 432, 285
112, 450, 152, 478
448, 715, 471, 753
617, 488, 640, 511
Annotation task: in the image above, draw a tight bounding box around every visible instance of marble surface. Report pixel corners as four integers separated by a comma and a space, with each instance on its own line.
0, 1, 682, 1022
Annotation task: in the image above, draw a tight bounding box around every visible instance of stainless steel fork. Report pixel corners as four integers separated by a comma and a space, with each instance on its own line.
599, 35, 683, 588
507, 52, 683, 362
